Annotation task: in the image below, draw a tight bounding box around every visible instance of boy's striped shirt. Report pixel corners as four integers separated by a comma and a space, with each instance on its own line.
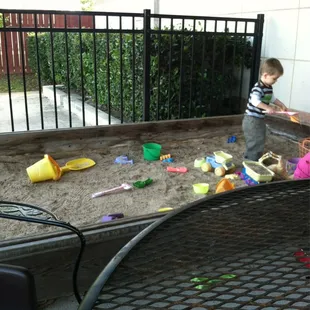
245, 81, 275, 118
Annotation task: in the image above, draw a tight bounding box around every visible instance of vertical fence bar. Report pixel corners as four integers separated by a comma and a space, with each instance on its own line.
199, 19, 207, 117
34, 13, 44, 129
210, 20, 217, 115
156, 17, 161, 121
64, 14, 72, 127
143, 9, 151, 122
23, 26, 31, 73
229, 21, 238, 111
92, 15, 98, 126
2, 13, 14, 131
167, 18, 173, 120
238, 22, 247, 112
249, 14, 264, 91
106, 15, 111, 124
132, 16, 136, 122
78, 15, 85, 126
11, 15, 20, 74
49, 14, 58, 128
119, 16, 123, 123
18, 13, 29, 130
178, 19, 185, 119
189, 19, 196, 118
222, 21, 227, 111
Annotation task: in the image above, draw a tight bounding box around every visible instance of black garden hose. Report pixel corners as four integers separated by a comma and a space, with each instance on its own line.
0, 200, 86, 304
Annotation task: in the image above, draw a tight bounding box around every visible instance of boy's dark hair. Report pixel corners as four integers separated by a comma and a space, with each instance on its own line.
260, 58, 284, 76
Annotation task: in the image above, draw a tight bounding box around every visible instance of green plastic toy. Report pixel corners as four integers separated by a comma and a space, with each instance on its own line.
133, 178, 153, 189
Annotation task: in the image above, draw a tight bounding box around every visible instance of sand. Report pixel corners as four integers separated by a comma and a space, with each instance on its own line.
0, 126, 299, 241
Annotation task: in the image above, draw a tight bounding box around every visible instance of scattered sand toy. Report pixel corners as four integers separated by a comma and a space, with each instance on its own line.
166, 166, 188, 173
161, 154, 174, 163
160, 154, 171, 160
215, 178, 235, 194
227, 136, 237, 143
91, 183, 132, 198
158, 207, 174, 212
101, 213, 124, 222
114, 155, 134, 165
60, 158, 96, 175
201, 151, 235, 177
26, 155, 95, 183
193, 183, 209, 194
258, 151, 289, 180
242, 160, 275, 183
263, 110, 300, 124
194, 157, 206, 168
286, 158, 300, 176
26, 154, 61, 183
133, 178, 153, 189
143, 143, 162, 161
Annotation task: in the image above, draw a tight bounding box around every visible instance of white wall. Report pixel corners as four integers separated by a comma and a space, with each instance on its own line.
95, 0, 154, 29
95, 0, 154, 13
94, 0, 310, 112
160, 0, 310, 113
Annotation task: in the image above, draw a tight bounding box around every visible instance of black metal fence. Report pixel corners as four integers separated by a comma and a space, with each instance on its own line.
0, 9, 264, 132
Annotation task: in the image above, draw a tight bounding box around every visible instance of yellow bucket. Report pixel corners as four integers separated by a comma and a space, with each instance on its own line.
26, 154, 62, 183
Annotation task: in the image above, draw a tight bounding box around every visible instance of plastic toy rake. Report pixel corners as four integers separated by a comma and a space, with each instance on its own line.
264, 110, 300, 124
275, 111, 300, 124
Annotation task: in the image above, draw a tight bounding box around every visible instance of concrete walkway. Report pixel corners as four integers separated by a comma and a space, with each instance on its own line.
0, 90, 121, 133
0, 92, 86, 133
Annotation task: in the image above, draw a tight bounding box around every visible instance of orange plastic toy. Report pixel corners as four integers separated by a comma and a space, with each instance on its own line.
215, 178, 235, 194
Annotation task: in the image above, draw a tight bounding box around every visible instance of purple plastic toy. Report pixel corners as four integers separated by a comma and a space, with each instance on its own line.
236, 169, 259, 186
102, 213, 124, 222
286, 157, 300, 175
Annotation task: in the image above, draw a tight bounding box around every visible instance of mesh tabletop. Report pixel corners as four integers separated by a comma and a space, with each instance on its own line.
81, 180, 310, 310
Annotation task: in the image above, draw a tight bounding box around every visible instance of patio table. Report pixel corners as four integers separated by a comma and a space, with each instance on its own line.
79, 179, 310, 310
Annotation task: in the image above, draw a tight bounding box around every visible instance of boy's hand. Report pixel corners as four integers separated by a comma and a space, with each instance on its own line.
274, 99, 288, 111
280, 102, 288, 111
265, 106, 275, 114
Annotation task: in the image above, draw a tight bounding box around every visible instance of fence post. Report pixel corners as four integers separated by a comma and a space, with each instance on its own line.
249, 14, 264, 91
143, 9, 151, 121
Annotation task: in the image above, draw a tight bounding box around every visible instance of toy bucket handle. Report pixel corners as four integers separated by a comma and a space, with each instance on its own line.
268, 151, 282, 161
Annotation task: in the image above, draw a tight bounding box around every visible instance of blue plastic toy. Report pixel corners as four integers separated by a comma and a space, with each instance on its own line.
162, 158, 174, 163
237, 168, 259, 186
114, 155, 133, 165
227, 136, 237, 143
206, 156, 234, 170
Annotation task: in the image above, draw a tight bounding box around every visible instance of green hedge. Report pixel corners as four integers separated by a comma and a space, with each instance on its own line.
27, 30, 252, 122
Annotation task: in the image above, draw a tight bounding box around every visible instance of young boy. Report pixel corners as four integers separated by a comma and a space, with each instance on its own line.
242, 58, 287, 161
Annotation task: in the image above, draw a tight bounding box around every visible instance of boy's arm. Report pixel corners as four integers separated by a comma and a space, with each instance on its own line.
273, 98, 288, 111
256, 102, 275, 113
251, 88, 275, 113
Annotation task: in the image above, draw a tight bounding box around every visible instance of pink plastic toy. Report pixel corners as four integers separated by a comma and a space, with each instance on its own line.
263, 111, 298, 116
166, 167, 188, 173
294, 152, 310, 180
92, 183, 132, 198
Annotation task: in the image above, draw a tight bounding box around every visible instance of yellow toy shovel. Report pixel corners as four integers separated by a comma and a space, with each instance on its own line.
60, 158, 96, 175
